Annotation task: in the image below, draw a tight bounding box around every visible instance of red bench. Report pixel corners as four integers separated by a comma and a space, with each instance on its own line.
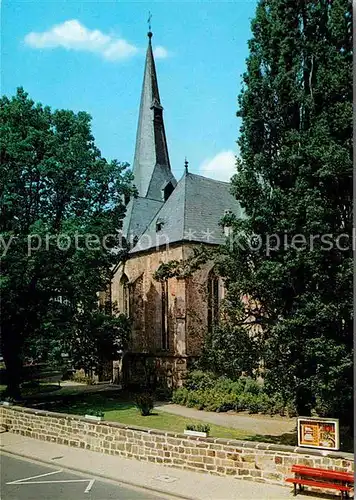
286, 464, 354, 499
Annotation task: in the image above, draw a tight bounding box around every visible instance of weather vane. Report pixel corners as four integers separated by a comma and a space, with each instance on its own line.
148, 11, 152, 32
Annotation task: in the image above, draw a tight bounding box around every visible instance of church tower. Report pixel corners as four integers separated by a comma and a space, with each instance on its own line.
132, 30, 176, 201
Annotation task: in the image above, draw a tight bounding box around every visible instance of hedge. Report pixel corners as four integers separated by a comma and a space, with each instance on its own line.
172, 371, 297, 417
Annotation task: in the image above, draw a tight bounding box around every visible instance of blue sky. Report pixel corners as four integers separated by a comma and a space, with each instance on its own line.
2, 0, 257, 182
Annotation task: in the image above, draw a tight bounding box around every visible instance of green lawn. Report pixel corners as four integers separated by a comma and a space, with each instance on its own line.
1, 384, 351, 450
105, 405, 253, 440
43, 394, 250, 439
0, 382, 258, 440
22, 390, 298, 444
0, 384, 297, 444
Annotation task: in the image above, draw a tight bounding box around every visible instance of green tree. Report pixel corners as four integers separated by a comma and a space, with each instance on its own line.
70, 307, 131, 377
0, 88, 134, 396
199, 291, 262, 379
221, 0, 352, 421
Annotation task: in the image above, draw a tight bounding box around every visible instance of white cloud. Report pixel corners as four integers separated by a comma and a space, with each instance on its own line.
153, 46, 169, 59
24, 20, 139, 61
102, 39, 138, 61
199, 150, 237, 182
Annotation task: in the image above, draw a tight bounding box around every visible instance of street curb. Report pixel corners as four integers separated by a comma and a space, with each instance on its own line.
0, 448, 196, 500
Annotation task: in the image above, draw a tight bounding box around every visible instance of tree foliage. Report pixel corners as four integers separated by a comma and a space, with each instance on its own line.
220, 0, 352, 421
153, 246, 216, 282
0, 88, 134, 396
69, 307, 131, 376
199, 321, 261, 380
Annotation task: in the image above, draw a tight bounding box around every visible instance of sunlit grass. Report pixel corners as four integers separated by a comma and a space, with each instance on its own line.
104, 405, 252, 440
37, 394, 274, 441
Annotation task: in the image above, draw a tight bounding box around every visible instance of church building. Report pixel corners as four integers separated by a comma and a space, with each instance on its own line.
111, 30, 243, 388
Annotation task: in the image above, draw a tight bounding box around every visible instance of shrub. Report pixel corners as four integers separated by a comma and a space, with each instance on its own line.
172, 387, 189, 405
85, 409, 104, 418
172, 371, 289, 416
135, 393, 154, 416
246, 394, 260, 414
270, 393, 286, 416
235, 392, 248, 411
186, 423, 210, 435
184, 370, 217, 391
243, 377, 262, 396
1, 396, 15, 404
186, 390, 202, 408
198, 390, 217, 411
211, 391, 237, 412
285, 401, 298, 418
258, 393, 273, 414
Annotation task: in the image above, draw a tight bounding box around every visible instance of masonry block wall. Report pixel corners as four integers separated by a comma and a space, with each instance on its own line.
112, 245, 185, 354
1, 406, 353, 492
111, 243, 215, 386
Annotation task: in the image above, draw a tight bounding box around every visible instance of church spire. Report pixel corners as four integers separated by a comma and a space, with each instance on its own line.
132, 28, 176, 200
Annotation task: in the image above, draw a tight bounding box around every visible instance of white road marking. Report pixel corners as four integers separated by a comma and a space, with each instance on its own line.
7, 480, 90, 485
85, 479, 95, 493
7, 467, 95, 492
7, 475, 96, 493
7, 469, 63, 484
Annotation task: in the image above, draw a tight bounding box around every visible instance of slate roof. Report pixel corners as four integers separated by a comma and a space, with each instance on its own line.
130, 172, 244, 254
132, 33, 175, 200
122, 196, 164, 244
146, 163, 177, 201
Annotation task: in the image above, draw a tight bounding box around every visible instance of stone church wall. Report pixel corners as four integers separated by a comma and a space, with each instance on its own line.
111, 243, 214, 387
112, 245, 185, 353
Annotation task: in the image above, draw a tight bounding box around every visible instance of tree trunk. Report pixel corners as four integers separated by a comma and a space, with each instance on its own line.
295, 385, 312, 416
1, 327, 23, 399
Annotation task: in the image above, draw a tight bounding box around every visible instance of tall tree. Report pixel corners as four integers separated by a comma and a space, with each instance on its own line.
221, 0, 352, 421
0, 88, 134, 396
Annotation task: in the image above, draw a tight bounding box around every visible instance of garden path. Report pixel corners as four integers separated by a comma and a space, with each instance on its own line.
154, 403, 296, 437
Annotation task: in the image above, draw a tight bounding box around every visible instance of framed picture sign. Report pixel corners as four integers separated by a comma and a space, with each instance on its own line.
297, 417, 339, 451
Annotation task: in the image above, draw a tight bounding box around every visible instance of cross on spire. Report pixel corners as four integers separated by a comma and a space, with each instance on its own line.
147, 11, 152, 37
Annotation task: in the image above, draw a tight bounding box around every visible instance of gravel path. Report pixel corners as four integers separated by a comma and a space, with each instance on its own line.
155, 403, 296, 436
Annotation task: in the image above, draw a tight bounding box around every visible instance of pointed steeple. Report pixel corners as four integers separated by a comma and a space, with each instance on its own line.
132, 30, 176, 200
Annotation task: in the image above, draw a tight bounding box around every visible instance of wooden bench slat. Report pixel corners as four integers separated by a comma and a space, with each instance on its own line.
286, 478, 351, 492
292, 464, 352, 475
291, 465, 354, 483
293, 469, 353, 482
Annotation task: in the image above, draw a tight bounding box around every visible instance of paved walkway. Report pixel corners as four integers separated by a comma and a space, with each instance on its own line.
155, 404, 295, 437
0, 432, 316, 500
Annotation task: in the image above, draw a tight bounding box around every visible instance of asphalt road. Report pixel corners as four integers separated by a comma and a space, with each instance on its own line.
0, 454, 167, 500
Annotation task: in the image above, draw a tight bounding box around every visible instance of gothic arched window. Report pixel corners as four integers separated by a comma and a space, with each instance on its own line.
121, 274, 130, 316
161, 280, 169, 350
207, 270, 222, 331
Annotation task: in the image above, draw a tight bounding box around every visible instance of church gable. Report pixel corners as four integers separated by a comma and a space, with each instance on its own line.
130, 171, 244, 254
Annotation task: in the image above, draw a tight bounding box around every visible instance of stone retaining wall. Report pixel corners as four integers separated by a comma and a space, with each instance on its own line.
1, 406, 354, 490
